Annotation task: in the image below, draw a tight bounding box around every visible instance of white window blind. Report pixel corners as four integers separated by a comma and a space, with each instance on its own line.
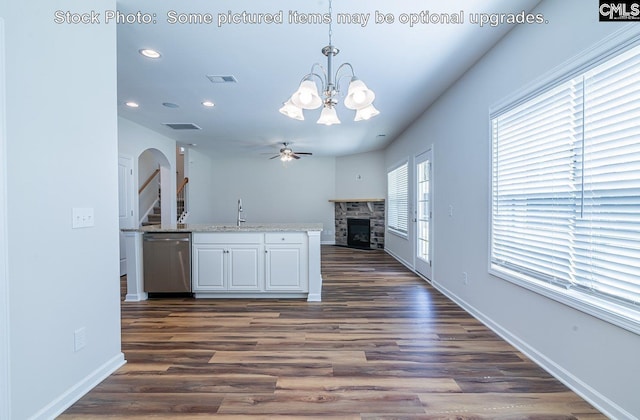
387, 162, 408, 234
491, 43, 640, 330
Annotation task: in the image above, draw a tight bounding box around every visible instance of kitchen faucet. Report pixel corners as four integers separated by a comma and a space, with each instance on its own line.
237, 198, 246, 226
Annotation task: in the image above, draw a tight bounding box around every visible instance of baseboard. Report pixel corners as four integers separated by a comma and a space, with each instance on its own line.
321, 240, 336, 245
307, 293, 322, 302
431, 280, 635, 420
30, 352, 125, 420
125, 292, 148, 302
384, 248, 414, 272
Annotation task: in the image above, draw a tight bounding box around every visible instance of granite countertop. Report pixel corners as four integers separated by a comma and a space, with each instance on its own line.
122, 223, 324, 233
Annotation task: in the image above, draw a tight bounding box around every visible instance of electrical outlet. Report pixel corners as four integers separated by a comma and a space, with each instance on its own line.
462, 272, 468, 285
448, 204, 454, 217
74, 327, 87, 352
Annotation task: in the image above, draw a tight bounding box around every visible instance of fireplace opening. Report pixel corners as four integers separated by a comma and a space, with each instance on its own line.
347, 218, 371, 249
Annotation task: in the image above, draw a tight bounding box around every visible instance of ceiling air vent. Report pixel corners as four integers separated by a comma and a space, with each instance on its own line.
163, 123, 202, 130
207, 75, 238, 84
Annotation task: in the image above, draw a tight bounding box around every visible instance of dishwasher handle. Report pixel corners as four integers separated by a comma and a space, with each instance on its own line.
143, 237, 190, 242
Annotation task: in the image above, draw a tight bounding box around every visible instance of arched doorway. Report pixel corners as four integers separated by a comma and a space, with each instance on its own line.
137, 148, 175, 225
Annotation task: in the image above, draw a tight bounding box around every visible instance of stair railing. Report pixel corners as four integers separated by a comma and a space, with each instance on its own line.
177, 177, 189, 222
138, 168, 160, 195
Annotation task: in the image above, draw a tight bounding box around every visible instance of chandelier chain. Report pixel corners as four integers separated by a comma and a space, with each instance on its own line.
328, 0, 333, 46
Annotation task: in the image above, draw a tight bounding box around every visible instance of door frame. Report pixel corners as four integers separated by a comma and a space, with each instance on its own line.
414, 147, 434, 282
118, 154, 135, 275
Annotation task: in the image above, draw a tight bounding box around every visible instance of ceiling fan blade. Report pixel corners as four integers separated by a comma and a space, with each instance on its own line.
292, 154, 301, 159
269, 155, 280, 159
294, 152, 313, 156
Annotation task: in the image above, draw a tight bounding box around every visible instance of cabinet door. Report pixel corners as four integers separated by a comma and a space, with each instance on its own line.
265, 246, 306, 291
228, 246, 262, 290
193, 246, 226, 290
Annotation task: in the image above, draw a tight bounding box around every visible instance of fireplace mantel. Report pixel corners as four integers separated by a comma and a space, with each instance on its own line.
329, 198, 384, 213
328, 199, 384, 202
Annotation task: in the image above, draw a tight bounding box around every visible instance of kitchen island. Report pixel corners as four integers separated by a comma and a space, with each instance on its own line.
122, 223, 323, 302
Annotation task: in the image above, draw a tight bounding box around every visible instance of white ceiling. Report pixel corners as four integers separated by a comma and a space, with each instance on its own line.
116, 0, 541, 157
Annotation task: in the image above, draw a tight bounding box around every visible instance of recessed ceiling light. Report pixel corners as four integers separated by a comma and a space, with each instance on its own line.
125, 101, 139, 108
202, 101, 215, 108
139, 49, 161, 59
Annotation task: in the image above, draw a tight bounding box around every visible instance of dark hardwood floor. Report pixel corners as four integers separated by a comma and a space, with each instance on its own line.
60, 245, 604, 419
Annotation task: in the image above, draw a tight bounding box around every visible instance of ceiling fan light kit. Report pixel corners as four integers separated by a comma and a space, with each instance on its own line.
270, 142, 313, 162
279, 0, 379, 126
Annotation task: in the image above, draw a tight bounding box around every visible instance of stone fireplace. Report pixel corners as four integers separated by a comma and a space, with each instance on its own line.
330, 199, 385, 249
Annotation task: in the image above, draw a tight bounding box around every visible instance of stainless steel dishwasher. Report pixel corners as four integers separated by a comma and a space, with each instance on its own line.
143, 232, 191, 294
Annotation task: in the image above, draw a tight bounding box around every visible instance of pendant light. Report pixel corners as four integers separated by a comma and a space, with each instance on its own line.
279, 0, 379, 125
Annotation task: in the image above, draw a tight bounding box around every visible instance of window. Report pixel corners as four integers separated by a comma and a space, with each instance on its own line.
491, 42, 640, 333
387, 162, 408, 235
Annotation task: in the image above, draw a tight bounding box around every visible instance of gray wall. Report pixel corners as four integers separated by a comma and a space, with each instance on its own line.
335, 150, 386, 199
2, 1, 123, 418
384, 0, 640, 417
187, 149, 337, 242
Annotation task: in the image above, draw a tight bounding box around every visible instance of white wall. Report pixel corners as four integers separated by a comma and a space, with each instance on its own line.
0, 17, 9, 420
187, 149, 336, 242
2, 1, 124, 418
335, 150, 386, 199
384, 0, 640, 418
118, 117, 177, 224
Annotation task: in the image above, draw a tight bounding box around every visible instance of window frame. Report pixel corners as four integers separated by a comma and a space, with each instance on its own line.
387, 160, 409, 237
488, 26, 640, 335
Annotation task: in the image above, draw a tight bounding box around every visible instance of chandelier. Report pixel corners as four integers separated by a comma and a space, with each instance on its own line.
279, 0, 379, 126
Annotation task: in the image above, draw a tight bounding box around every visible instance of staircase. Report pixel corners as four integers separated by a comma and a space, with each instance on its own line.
138, 172, 189, 226
143, 204, 162, 226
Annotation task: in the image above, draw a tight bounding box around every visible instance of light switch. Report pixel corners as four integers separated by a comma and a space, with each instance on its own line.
72, 208, 94, 228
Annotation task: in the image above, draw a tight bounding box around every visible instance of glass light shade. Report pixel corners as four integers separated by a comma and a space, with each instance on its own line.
344, 79, 375, 110
317, 105, 341, 125
354, 103, 380, 121
279, 100, 304, 120
290, 80, 323, 109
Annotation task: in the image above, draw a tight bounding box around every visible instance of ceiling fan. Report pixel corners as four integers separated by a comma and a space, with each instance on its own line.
269, 142, 313, 162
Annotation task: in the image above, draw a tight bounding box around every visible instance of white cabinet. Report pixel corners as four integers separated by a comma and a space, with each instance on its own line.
192, 232, 310, 297
192, 233, 263, 292
193, 245, 225, 290
227, 246, 262, 290
264, 233, 307, 292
